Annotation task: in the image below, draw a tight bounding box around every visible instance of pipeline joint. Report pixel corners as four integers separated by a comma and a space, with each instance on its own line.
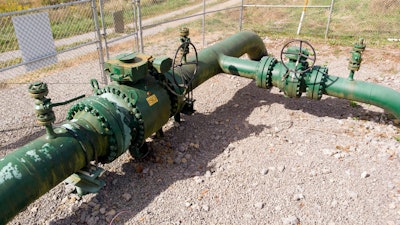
256, 56, 277, 89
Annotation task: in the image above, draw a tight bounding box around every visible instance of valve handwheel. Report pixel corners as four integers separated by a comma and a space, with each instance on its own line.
280, 39, 316, 75
171, 41, 199, 95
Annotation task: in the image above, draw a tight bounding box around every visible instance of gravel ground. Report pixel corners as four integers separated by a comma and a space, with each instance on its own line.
1, 34, 400, 225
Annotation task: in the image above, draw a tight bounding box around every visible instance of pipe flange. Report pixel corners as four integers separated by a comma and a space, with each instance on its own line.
96, 86, 147, 159
256, 56, 277, 89
306, 66, 328, 100
284, 73, 302, 98
128, 112, 147, 159
67, 100, 118, 163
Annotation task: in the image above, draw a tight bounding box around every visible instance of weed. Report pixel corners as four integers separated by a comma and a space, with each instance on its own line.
349, 101, 359, 108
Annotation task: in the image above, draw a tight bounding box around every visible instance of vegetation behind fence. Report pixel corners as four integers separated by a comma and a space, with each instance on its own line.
0, 0, 399, 83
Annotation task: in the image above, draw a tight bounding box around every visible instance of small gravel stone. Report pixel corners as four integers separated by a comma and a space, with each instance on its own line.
334, 152, 348, 159
361, 171, 370, 178
293, 194, 305, 201
122, 193, 132, 201
193, 176, 204, 184
100, 207, 106, 214
260, 168, 269, 175
282, 215, 300, 225
254, 202, 264, 209
106, 209, 116, 216
202, 205, 210, 211
30, 207, 38, 213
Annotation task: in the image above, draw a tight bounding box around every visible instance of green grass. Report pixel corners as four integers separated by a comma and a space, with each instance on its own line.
243, 0, 400, 47
0, 57, 22, 68
1, 0, 399, 55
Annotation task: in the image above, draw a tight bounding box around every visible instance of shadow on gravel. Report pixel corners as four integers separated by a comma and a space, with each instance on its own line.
50, 81, 387, 224
0, 129, 44, 151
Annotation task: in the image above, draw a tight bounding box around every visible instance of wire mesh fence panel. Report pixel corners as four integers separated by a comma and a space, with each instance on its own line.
328, 0, 400, 42
242, 0, 332, 38
101, 0, 139, 59
137, 0, 239, 55
0, 0, 103, 84
139, 0, 204, 21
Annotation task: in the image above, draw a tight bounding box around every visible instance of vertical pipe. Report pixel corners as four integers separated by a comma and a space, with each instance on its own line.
325, 0, 335, 39
202, 0, 206, 48
91, 0, 107, 84
296, 0, 309, 35
136, 0, 144, 53
99, 0, 109, 60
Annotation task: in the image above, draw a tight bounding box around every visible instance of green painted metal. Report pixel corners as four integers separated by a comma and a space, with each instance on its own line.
212, 36, 400, 119
324, 75, 400, 119
164, 31, 268, 92
1, 31, 400, 224
0, 125, 100, 225
347, 38, 366, 80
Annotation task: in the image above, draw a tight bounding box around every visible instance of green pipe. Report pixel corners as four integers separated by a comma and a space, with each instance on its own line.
324, 75, 400, 119
168, 31, 268, 91
219, 55, 259, 79
0, 122, 103, 224
216, 51, 400, 120
2, 31, 400, 224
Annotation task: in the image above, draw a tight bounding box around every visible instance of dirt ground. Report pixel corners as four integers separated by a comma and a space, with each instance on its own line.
1, 32, 400, 225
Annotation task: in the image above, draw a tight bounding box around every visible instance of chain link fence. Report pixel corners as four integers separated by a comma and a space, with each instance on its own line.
241, 0, 400, 42
241, 0, 333, 38
0, 0, 399, 85
0, 0, 104, 83
328, 0, 400, 42
136, 0, 241, 57
100, 0, 139, 59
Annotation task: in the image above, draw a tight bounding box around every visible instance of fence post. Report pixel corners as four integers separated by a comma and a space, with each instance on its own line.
202, 0, 206, 48
132, 0, 140, 53
239, 0, 244, 31
325, 0, 335, 39
99, 0, 109, 60
135, 0, 144, 53
91, 0, 106, 84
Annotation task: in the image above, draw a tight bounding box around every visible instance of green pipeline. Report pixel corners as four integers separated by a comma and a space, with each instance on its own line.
324, 75, 400, 119
166, 31, 268, 91
0, 123, 100, 225
2, 31, 400, 224
0, 76, 171, 223
215, 54, 400, 120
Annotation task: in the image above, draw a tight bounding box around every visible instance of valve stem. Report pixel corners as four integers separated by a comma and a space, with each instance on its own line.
348, 38, 366, 80
28, 82, 57, 139
28, 82, 85, 139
